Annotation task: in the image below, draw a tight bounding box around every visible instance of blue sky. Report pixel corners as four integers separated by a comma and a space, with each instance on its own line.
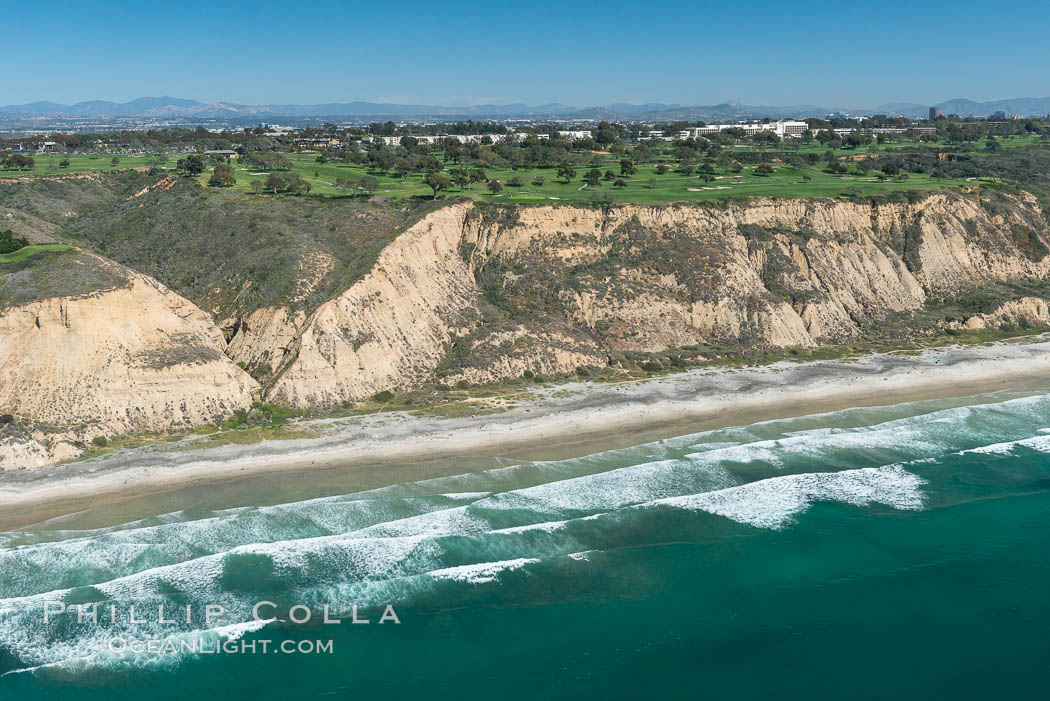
5, 0, 1049, 107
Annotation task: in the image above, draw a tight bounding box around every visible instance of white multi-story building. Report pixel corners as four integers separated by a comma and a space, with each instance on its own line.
372, 134, 515, 146
443, 134, 516, 144
680, 120, 810, 139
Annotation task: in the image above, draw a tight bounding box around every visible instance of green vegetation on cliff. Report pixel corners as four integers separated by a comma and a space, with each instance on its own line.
0, 248, 127, 308
59, 178, 447, 320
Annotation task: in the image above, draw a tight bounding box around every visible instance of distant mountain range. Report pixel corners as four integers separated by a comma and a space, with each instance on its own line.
0, 97, 582, 119
3, 95, 1050, 121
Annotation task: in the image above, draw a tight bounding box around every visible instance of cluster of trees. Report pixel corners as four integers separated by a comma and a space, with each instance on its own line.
0, 126, 251, 155
250, 172, 312, 195
176, 154, 204, 174
810, 147, 1045, 183
1, 152, 125, 172
0, 152, 34, 170
208, 163, 236, 187
243, 152, 293, 171
310, 131, 760, 196
445, 166, 489, 189
0, 229, 29, 254
314, 131, 625, 179
333, 176, 381, 196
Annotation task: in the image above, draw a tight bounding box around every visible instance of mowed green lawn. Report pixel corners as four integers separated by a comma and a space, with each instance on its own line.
0, 244, 73, 264
0, 153, 157, 177
0, 143, 1018, 203
207, 151, 976, 204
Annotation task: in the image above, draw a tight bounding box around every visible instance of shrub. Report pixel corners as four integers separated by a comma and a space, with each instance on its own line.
371, 390, 395, 403
91, 435, 109, 448
248, 362, 273, 381
901, 219, 924, 273
0, 229, 29, 254
243, 152, 293, 171
1010, 223, 1049, 262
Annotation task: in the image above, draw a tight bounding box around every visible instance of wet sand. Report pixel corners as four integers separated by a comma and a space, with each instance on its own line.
2, 340, 1049, 528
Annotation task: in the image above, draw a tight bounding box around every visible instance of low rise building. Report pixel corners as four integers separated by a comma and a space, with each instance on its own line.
372, 134, 513, 146
681, 120, 810, 139
291, 137, 341, 149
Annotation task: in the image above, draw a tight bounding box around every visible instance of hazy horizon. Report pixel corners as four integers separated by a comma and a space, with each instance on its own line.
1, 94, 1043, 109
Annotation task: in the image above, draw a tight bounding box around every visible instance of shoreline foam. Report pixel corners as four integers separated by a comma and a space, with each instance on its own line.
2, 339, 1049, 527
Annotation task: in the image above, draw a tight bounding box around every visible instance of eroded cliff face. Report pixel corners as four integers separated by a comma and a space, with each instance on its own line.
236, 192, 1049, 408
0, 254, 258, 468
3, 192, 1047, 466
265, 203, 480, 407
460, 194, 1048, 350
947, 297, 1050, 332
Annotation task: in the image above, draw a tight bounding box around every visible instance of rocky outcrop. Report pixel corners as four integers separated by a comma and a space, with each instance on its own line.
947, 297, 1050, 332
0, 425, 96, 470
225, 306, 307, 376
0, 255, 258, 469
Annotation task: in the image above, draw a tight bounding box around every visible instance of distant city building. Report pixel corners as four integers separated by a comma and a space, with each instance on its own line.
828, 126, 937, 138
443, 134, 519, 144
371, 134, 515, 147
291, 137, 341, 149
556, 130, 593, 140
680, 120, 809, 139
929, 107, 942, 120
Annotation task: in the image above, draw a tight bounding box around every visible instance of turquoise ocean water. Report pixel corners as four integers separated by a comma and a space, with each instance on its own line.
2, 388, 1049, 699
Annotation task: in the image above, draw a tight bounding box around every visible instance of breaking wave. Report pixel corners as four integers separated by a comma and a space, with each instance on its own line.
2, 389, 1048, 678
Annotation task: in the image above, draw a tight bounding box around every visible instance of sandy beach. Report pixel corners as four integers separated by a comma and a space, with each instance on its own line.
2, 338, 1049, 525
